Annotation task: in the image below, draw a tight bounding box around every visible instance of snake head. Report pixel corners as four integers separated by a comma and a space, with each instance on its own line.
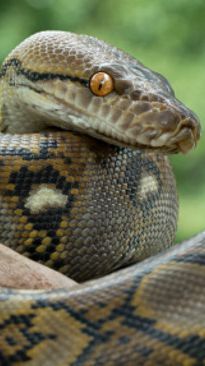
0, 31, 200, 153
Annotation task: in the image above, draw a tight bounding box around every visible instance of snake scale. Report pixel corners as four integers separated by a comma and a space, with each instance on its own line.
0, 31, 203, 365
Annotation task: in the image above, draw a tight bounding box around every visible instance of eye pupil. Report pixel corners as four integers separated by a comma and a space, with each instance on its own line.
89, 71, 114, 96
98, 81, 103, 90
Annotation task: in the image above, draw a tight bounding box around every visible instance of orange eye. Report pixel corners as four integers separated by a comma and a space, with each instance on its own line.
89, 71, 114, 96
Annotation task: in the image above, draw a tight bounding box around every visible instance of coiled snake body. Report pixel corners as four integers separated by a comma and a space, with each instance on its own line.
0, 31, 203, 365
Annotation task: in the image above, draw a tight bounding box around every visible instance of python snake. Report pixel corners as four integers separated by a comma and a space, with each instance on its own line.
0, 31, 203, 365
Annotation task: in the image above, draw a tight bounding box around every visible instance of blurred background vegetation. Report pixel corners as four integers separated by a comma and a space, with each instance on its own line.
0, 0, 204, 242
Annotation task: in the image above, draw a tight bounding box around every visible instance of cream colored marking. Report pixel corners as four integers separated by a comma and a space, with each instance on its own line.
25, 185, 67, 214
139, 174, 158, 199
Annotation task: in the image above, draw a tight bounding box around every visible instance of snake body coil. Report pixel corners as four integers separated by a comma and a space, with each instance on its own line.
0, 31, 203, 365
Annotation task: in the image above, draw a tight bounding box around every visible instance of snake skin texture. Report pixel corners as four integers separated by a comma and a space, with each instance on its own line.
0, 31, 203, 365
0, 233, 205, 366
0, 132, 177, 281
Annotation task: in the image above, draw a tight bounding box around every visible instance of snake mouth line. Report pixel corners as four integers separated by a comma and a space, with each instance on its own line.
10, 82, 200, 154
44, 92, 200, 153
89, 123, 198, 154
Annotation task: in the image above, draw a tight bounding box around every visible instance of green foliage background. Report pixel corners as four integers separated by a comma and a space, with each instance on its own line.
0, 0, 204, 242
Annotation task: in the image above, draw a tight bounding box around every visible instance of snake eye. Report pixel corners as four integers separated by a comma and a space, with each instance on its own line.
89, 71, 114, 96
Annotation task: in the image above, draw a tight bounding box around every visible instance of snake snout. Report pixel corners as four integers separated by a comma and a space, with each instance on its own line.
163, 98, 201, 153
122, 91, 200, 153
104, 69, 201, 153
103, 95, 200, 153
